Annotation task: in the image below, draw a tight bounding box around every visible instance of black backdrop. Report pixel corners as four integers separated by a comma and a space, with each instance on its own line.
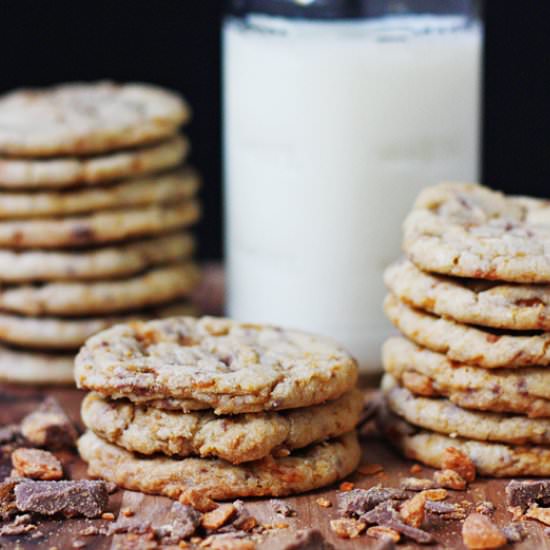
0, 1, 549, 260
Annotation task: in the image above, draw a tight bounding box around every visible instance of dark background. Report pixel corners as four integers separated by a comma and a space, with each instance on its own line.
0, 1, 549, 260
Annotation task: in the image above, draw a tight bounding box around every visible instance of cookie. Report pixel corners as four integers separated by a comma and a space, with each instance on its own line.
385, 259, 550, 331
385, 293, 550, 368
403, 182, 550, 283
0, 135, 188, 189
0, 302, 197, 350
78, 430, 360, 500
75, 316, 359, 414
382, 374, 550, 446
383, 337, 550, 418
0, 168, 199, 219
0, 82, 189, 157
0, 263, 200, 316
378, 406, 550, 477
0, 345, 73, 385
0, 200, 200, 249
81, 388, 363, 464
0, 233, 194, 283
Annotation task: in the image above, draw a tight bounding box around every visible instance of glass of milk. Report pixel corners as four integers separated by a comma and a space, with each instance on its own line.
223, 0, 482, 372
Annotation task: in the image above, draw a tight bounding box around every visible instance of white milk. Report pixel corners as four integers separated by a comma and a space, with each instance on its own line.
223, 14, 482, 371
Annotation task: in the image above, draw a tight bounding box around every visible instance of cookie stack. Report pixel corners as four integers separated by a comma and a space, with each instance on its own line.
75, 316, 362, 501
0, 82, 201, 385
380, 182, 550, 477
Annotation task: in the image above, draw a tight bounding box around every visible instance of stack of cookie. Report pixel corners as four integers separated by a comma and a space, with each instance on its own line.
0, 82, 201, 385
75, 316, 362, 501
380, 182, 550, 477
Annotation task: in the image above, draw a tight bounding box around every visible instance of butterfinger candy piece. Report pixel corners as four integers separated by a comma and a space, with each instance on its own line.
461, 513, 506, 549
506, 480, 550, 511
11, 448, 63, 480
21, 396, 77, 448
14, 479, 109, 518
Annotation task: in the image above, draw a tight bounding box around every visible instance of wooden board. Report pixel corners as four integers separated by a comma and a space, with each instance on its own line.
3, 385, 550, 549
0, 265, 549, 549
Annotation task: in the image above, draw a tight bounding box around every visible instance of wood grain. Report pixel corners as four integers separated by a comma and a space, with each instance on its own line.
2, 386, 549, 549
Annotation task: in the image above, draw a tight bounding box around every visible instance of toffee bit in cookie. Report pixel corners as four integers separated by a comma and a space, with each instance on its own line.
461, 513, 506, 549
367, 525, 401, 543
270, 499, 296, 517
475, 501, 496, 516
525, 505, 550, 526
330, 518, 366, 539
400, 477, 437, 492
179, 488, 218, 512
505, 479, 550, 512
501, 522, 526, 543
399, 493, 426, 528
12, 448, 63, 480
201, 504, 237, 531
21, 397, 78, 449
433, 469, 467, 490
14, 479, 109, 518
441, 447, 476, 482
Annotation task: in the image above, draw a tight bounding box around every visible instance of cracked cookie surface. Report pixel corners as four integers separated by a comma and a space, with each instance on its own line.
378, 405, 550, 477
78, 430, 361, 500
0, 263, 199, 316
385, 259, 550, 331
75, 316, 359, 414
383, 337, 550, 418
382, 374, 550, 445
0, 168, 199, 219
403, 182, 550, 283
0, 135, 188, 189
0, 82, 189, 157
385, 293, 550, 368
81, 388, 363, 463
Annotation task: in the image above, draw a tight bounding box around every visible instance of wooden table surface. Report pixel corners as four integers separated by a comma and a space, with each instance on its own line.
0, 265, 549, 549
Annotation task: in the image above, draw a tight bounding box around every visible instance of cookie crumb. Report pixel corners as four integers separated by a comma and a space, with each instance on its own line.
330, 518, 366, 539
179, 488, 218, 512
433, 469, 467, 490
462, 513, 506, 549
12, 448, 63, 480
270, 499, 296, 517
476, 501, 496, 516
201, 503, 237, 531
421, 488, 448, 501
400, 477, 436, 491
316, 497, 331, 508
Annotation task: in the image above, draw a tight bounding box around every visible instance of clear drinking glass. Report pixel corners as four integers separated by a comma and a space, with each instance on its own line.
223, 0, 483, 372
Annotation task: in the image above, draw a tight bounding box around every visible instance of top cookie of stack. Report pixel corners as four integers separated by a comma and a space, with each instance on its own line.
380, 183, 550, 477
0, 82, 201, 385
